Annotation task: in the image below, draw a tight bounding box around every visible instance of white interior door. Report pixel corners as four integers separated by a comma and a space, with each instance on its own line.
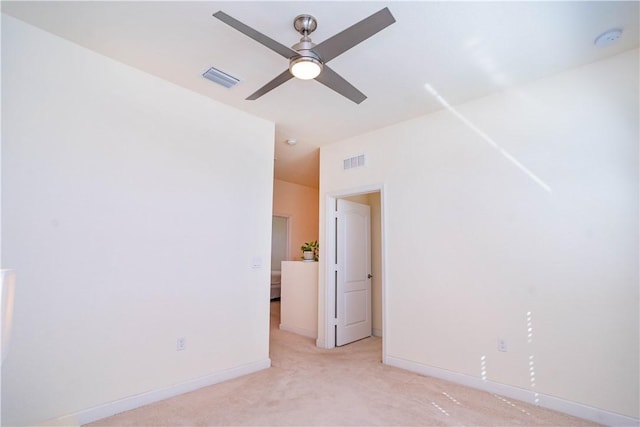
336, 199, 372, 346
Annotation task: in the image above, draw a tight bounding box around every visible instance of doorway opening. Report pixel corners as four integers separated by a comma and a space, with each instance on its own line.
321, 185, 386, 361
271, 215, 289, 301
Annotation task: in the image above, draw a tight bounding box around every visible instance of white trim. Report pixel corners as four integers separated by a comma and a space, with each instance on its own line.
372, 328, 383, 337
379, 186, 388, 364
279, 323, 317, 339
321, 194, 337, 349
39, 358, 271, 427
386, 355, 639, 427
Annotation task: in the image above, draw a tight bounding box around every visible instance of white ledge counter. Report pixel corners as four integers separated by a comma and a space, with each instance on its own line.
279, 261, 318, 339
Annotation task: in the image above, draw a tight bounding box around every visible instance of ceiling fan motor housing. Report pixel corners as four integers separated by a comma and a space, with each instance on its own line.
293, 14, 317, 36
290, 17, 323, 79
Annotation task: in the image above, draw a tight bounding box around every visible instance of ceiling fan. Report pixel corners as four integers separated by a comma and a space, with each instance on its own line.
213, 8, 396, 104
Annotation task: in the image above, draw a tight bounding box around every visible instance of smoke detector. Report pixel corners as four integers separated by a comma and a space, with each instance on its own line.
594, 29, 623, 47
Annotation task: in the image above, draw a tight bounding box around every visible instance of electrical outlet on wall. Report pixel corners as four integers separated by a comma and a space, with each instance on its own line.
251, 256, 262, 269
176, 337, 186, 351
497, 338, 507, 352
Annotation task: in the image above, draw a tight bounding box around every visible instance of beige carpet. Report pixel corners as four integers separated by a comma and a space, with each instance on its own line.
87, 301, 598, 426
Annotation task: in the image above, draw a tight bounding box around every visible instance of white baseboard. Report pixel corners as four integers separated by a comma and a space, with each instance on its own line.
279, 323, 317, 339
316, 337, 330, 348
40, 358, 271, 426
386, 356, 639, 427
372, 328, 383, 337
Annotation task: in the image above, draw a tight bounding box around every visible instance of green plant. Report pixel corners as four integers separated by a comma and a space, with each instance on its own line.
300, 240, 319, 261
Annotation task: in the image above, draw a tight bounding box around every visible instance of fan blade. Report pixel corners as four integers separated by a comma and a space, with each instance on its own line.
246, 69, 294, 100
313, 8, 395, 63
213, 11, 297, 59
315, 65, 366, 104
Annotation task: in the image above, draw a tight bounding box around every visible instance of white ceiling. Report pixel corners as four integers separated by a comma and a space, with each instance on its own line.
3, 1, 639, 188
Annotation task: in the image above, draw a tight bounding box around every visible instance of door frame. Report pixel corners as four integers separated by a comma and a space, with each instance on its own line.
320, 184, 387, 362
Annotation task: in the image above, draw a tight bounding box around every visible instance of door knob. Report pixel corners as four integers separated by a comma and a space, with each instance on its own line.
367, 274, 373, 279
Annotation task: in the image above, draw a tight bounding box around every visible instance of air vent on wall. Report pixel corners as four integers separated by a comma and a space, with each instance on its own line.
203, 67, 239, 88
343, 154, 366, 170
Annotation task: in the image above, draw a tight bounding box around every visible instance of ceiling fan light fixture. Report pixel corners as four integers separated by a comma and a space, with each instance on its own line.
289, 56, 323, 80
214, 8, 395, 102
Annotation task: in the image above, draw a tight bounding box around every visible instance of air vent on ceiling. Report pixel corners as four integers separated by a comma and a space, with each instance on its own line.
343, 154, 366, 170
203, 67, 239, 88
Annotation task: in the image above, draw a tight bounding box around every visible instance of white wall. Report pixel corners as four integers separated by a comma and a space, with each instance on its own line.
319, 49, 639, 420
1, 15, 274, 425
280, 261, 318, 338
